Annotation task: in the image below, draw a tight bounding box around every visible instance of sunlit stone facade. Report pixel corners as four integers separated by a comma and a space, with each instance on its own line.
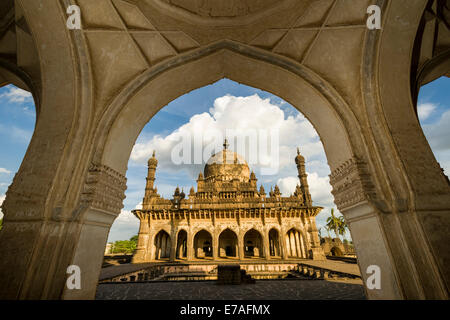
132, 140, 326, 262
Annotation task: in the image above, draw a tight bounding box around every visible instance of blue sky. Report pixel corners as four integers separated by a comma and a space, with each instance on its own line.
0, 77, 449, 243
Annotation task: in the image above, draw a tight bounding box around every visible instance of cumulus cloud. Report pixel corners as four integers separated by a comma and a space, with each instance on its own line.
277, 173, 334, 208
108, 209, 140, 242
114, 209, 139, 225
418, 102, 437, 121
0, 168, 11, 174
422, 110, 450, 151
0, 194, 5, 219
0, 86, 33, 103
130, 94, 323, 179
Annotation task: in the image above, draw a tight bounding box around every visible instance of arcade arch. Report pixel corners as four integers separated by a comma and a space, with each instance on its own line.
193, 230, 213, 259
218, 229, 238, 258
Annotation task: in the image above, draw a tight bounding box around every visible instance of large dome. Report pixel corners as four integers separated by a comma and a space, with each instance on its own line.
204, 146, 250, 182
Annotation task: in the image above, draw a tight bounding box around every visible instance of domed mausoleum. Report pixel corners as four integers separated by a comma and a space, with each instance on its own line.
132, 140, 325, 263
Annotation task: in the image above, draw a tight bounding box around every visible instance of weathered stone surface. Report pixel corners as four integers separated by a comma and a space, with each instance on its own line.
0, 0, 448, 300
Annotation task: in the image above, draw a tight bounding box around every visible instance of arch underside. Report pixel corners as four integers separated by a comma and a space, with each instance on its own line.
98, 42, 356, 176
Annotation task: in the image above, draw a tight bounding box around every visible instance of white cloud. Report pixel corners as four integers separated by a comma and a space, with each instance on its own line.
0, 194, 5, 220
418, 103, 437, 121
0, 124, 33, 144
0, 86, 33, 103
130, 94, 323, 179
0, 168, 11, 174
277, 172, 334, 208
423, 110, 450, 151
114, 209, 139, 225
108, 209, 140, 242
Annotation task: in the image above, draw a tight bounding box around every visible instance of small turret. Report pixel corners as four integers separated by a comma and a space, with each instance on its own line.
295, 147, 312, 206
259, 185, 266, 196
148, 150, 158, 167
274, 185, 281, 196
143, 150, 159, 207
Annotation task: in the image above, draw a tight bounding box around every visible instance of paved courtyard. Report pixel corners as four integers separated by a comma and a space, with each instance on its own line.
95, 279, 366, 300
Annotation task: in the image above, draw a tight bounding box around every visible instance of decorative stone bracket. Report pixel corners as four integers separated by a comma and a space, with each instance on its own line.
80, 163, 127, 215
329, 158, 377, 212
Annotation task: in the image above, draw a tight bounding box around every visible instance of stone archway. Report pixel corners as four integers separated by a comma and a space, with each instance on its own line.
330, 247, 343, 257
0, 0, 448, 300
218, 229, 238, 258
243, 229, 264, 258
193, 230, 213, 259
154, 230, 171, 260
268, 228, 281, 258
176, 230, 187, 260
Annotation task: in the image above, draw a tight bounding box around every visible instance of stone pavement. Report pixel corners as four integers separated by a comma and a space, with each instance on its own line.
95, 279, 366, 300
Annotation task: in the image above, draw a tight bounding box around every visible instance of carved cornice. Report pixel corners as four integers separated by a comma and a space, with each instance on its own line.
81, 163, 127, 214
329, 158, 377, 211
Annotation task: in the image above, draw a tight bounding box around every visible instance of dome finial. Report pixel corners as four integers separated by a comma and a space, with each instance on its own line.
297, 147, 300, 155
223, 138, 229, 150
152, 150, 156, 157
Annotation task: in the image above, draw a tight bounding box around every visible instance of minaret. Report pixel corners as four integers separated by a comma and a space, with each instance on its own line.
143, 150, 158, 206
295, 147, 312, 206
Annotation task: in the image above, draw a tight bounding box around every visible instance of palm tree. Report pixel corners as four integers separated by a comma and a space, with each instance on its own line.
327, 208, 341, 238
338, 216, 348, 240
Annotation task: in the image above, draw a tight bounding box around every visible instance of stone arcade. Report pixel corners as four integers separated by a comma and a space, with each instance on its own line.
132, 141, 326, 263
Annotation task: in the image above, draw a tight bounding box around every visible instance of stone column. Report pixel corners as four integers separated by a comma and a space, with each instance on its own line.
299, 233, 306, 258
132, 213, 150, 263
169, 231, 176, 262
187, 233, 194, 261
294, 232, 301, 258
238, 235, 244, 260
285, 234, 291, 257
212, 234, 218, 260
307, 217, 326, 260
263, 232, 270, 260
290, 232, 296, 257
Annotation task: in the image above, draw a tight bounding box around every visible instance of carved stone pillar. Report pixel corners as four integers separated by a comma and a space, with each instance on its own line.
280, 227, 288, 259
289, 232, 296, 257
238, 234, 244, 260
132, 212, 149, 263
169, 230, 176, 262
62, 163, 127, 299
212, 233, 218, 260
294, 232, 301, 258
263, 232, 270, 260
187, 233, 194, 261
307, 217, 326, 260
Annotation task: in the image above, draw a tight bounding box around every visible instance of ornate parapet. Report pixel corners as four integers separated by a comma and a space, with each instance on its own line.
329, 158, 377, 212
80, 163, 127, 215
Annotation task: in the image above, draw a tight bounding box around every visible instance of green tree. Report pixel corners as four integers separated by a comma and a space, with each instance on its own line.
0, 218, 3, 231
338, 215, 348, 239
111, 235, 138, 254
326, 208, 341, 240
